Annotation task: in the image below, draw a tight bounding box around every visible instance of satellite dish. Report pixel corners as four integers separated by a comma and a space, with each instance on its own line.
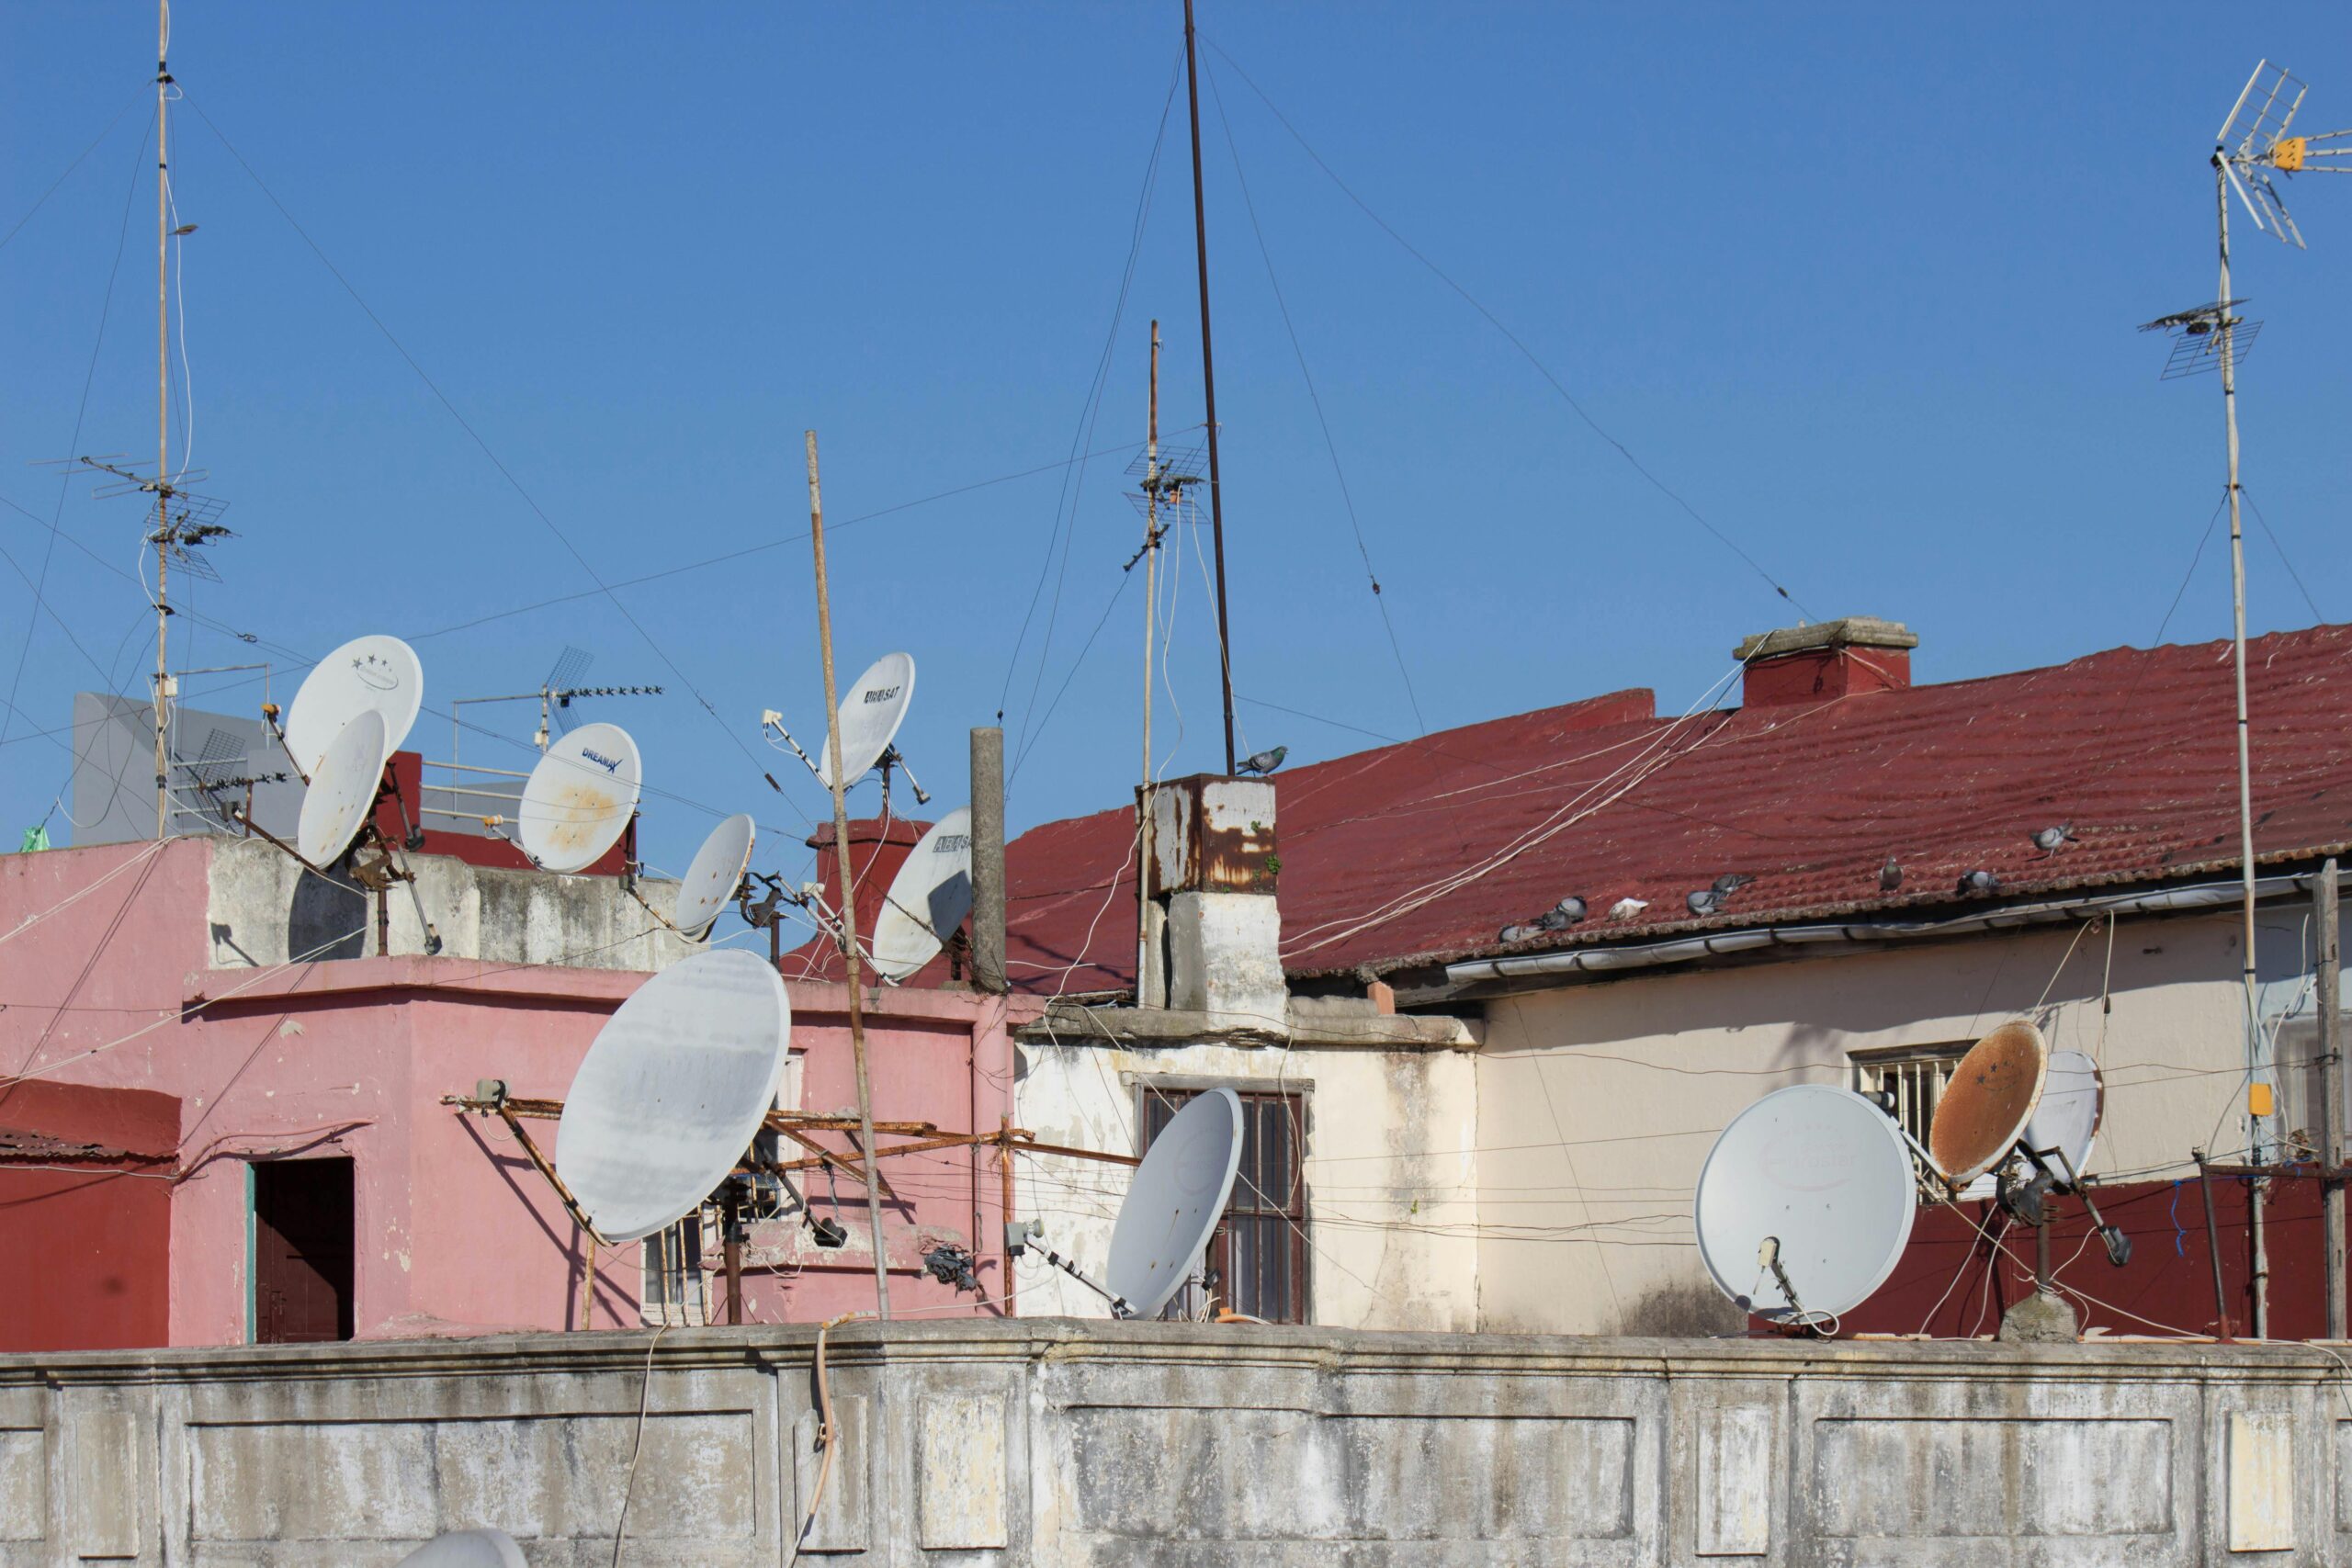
673, 813, 756, 939
817, 652, 914, 789
519, 722, 642, 874
868, 807, 973, 981
285, 634, 423, 777
2023, 1048, 2103, 1176
1694, 1084, 1918, 1324
395, 1530, 526, 1568
1106, 1088, 1245, 1319
1929, 1021, 2050, 1185
295, 709, 386, 867
554, 947, 790, 1243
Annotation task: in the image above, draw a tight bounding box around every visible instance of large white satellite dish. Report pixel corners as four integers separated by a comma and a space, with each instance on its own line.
673, 813, 756, 939
868, 807, 973, 981
1107, 1087, 1245, 1320
285, 634, 423, 778
817, 651, 914, 789
295, 709, 386, 867
1694, 1084, 1917, 1325
395, 1530, 526, 1568
554, 947, 791, 1243
2022, 1048, 2102, 1176
519, 722, 641, 874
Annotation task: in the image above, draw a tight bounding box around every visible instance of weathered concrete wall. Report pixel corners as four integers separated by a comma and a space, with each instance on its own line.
1, 1321, 2345, 1564
205, 834, 695, 971
1014, 1032, 1481, 1332
1475, 908, 2325, 1336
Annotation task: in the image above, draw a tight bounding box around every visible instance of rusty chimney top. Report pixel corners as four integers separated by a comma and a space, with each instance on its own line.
1735, 616, 1917, 707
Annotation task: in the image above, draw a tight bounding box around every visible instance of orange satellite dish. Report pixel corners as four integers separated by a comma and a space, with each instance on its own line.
1928, 1021, 2050, 1185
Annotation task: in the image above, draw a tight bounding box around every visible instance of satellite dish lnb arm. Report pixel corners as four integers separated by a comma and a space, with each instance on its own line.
1032, 1239, 1135, 1319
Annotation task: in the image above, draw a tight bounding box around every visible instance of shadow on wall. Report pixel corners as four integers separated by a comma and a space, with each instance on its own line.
1616, 1278, 1746, 1338
289, 866, 368, 962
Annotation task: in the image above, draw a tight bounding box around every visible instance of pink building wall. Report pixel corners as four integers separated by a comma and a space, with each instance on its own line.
0, 839, 1034, 1347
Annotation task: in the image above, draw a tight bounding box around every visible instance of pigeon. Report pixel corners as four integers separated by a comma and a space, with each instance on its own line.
2030, 824, 2077, 853
1535, 906, 1576, 931
1686, 889, 1721, 916
1957, 869, 2001, 897
1498, 922, 1541, 942
1711, 872, 1755, 896
1236, 746, 1287, 776
1880, 858, 1903, 892
1606, 897, 1648, 921
1553, 896, 1588, 923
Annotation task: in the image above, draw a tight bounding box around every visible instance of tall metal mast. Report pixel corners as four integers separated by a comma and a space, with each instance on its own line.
1182, 0, 1238, 773
152, 0, 174, 839
2211, 163, 2262, 1170
1138, 321, 1161, 997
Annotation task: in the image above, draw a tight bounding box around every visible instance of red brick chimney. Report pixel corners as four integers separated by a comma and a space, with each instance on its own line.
807, 816, 930, 947
1736, 616, 1917, 707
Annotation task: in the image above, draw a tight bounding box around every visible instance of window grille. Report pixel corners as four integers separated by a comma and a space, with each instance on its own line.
641, 1214, 707, 1326
1138, 1085, 1310, 1324
1849, 1044, 1969, 1200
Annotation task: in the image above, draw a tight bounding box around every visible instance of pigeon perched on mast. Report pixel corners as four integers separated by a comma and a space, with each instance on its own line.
1236, 746, 1287, 776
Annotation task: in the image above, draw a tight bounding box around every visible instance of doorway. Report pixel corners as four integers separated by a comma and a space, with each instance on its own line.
252, 1157, 356, 1343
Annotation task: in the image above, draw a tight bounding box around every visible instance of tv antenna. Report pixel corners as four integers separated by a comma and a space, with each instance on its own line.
447, 645, 662, 766
2142, 61, 2348, 1179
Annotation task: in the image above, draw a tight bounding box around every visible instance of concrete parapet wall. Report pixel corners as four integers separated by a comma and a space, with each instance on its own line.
2, 1321, 2346, 1564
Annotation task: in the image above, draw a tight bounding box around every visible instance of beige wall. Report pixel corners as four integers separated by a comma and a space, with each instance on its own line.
1012, 1036, 1481, 1331
1475, 910, 2265, 1335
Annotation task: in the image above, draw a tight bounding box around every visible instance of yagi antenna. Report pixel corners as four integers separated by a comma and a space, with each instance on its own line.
2216, 60, 2350, 249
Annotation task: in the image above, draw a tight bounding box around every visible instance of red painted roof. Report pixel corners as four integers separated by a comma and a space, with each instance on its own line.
1002, 625, 2352, 994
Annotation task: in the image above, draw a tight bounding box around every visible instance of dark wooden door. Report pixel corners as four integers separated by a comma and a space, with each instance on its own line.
254, 1157, 355, 1343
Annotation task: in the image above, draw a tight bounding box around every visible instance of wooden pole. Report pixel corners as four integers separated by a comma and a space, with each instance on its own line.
2319, 857, 2345, 1338
1137, 321, 1160, 1002
152, 0, 172, 840
806, 430, 892, 1321
1001, 1115, 1017, 1319
1182, 0, 1238, 773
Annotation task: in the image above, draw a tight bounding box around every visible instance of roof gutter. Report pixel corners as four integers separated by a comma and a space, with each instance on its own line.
1441, 873, 2315, 991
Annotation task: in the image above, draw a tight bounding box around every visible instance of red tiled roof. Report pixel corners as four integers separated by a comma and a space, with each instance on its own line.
1002, 625, 2352, 994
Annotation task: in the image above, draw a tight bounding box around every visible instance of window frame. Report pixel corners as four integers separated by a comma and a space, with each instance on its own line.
1133, 1080, 1311, 1324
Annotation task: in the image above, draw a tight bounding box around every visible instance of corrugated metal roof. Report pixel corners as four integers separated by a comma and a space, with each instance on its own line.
1002, 625, 2352, 994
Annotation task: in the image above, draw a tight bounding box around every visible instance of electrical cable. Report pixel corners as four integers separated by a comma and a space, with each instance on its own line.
1200, 55, 1425, 737
2240, 488, 2326, 625
607, 1323, 670, 1568
1198, 34, 1815, 619
0, 90, 142, 258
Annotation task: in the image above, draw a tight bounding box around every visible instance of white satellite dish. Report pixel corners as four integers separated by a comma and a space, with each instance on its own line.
285, 634, 423, 777
2023, 1048, 2102, 1176
554, 947, 791, 1243
295, 709, 386, 867
1106, 1088, 1245, 1320
673, 813, 757, 939
817, 651, 914, 789
395, 1530, 526, 1568
868, 807, 973, 981
1694, 1084, 1917, 1325
519, 722, 642, 874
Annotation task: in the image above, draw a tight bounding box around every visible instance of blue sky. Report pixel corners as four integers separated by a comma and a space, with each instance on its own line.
3, 4, 2346, 893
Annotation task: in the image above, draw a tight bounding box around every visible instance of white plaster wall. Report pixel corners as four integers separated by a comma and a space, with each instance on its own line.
1474, 910, 2278, 1335
1012, 1037, 1480, 1331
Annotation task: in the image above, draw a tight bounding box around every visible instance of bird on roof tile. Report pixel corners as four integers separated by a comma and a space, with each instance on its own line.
1606, 897, 1648, 920
1236, 746, 1287, 776
1957, 869, 2001, 897
2031, 824, 2077, 854
1687, 889, 1721, 915
1712, 873, 1755, 896
1880, 858, 1903, 891
1553, 896, 1587, 923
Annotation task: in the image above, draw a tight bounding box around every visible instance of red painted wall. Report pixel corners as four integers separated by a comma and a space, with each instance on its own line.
1843, 1171, 2335, 1339
0, 1081, 176, 1352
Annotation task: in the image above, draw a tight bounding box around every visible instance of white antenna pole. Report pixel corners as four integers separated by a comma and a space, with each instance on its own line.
1137, 321, 1160, 1001
152, 0, 173, 840
2215, 154, 2270, 1337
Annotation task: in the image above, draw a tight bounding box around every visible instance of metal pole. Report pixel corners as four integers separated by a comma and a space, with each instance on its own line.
152, 0, 172, 840
806, 430, 892, 1321
2319, 856, 2346, 1337
969, 727, 1006, 995
2196, 1150, 2234, 1339
1182, 0, 1238, 774
1138, 321, 1160, 998
2216, 164, 2268, 1337
1000, 1115, 1018, 1319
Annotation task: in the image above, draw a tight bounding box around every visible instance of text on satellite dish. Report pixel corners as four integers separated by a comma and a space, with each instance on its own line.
580, 749, 623, 773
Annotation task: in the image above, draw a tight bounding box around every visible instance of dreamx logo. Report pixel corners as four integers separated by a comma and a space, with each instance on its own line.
580, 749, 623, 774
864, 685, 900, 705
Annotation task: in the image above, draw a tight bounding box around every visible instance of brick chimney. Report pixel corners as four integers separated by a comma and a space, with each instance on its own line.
1736, 616, 1917, 708
807, 816, 928, 953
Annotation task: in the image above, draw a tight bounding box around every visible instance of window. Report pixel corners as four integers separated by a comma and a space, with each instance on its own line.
642, 1215, 707, 1327
1849, 1043, 1969, 1200
252, 1157, 355, 1344
1138, 1087, 1309, 1324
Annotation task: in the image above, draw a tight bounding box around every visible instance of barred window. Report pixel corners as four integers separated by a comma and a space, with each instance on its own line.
1138, 1087, 1309, 1324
